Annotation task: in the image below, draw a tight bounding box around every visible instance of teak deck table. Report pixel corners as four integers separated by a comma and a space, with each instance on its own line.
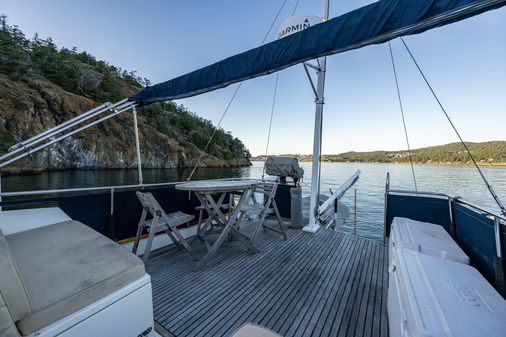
176, 179, 260, 270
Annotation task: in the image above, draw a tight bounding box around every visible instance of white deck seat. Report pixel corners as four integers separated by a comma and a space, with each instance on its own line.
388, 248, 506, 337
0, 220, 145, 336
389, 217, 469, 264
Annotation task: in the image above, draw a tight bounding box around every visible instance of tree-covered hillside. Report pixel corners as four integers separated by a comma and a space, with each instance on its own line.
0, 15, 250, 169
253, 141, 506, 165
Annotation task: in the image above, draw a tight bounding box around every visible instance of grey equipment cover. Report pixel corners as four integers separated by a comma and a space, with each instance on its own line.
264, 157, 304, 180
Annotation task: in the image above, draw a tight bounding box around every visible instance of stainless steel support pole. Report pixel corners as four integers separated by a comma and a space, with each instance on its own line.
110, 188, 115, 216
0, 172, 2, 212
354, 189, 357, 235
494, 216, 505, 296
109, 187, 116, 240
495, 216, 503, 258
303, 0, 329, 234
132, 107, 143, 185
448, 196, 456, 238
383, 172, 390, 244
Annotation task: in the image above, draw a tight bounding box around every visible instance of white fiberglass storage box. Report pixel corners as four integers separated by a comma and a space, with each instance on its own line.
389, 217, 469, 264
388, 248, 506, 337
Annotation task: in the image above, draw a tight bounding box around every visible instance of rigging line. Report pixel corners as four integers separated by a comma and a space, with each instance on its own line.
187, 0, 289, 181
292, 0, 302, 15
261, 0, 289, 45
400, 37, 506, 217
262, 72, 280, 180
388, 41, 418, 193
186, 83, 242, 181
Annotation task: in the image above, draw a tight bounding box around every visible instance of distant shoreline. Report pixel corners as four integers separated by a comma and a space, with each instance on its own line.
250, 159, 506, 167
250, 141, 506, 167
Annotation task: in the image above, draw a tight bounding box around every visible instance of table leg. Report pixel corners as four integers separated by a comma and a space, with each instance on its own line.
193, 192, 231, 250
192, 194, 216, 250
194, 189, 258, 271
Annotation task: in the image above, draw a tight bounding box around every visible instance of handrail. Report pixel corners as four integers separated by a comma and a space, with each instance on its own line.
7, 101, 113, 152
0, 101, 137, 169
1, 101, 116, 162
0, 99, 135, 169
0, 177, 261, 198
387, 187, 506, 222
388, 188, 448, 198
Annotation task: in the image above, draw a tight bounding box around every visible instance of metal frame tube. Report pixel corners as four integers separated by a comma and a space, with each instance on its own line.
303, 0, 330, 234
0, 102, 117, 163
303, 63, 318, 98
8, 102, 114, 151
110, 188, 115, 215
0, 177, 263, 198
494, 215, 506, 296
383, 172, 390, 243
132, 107, 143, 185
388, 189, 449, 198
0, 102, 136, 169
495, 216, 503, 258
448, 196, 456, 238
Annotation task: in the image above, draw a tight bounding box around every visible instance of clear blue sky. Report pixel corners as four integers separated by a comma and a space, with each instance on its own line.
3, 0, 505, 156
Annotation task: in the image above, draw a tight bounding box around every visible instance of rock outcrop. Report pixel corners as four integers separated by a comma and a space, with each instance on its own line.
0, 74, 250, 174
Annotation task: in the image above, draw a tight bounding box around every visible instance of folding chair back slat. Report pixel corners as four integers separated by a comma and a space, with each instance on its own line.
137, 191, 165, 216
253, 183, 277, 197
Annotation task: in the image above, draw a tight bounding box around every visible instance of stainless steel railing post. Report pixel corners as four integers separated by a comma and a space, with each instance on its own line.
383, 172, 390, 244
494, 216, 505, 295
354, 188, 357, 236
494, 216, 503, 259
132, 107, 143, 185
448, 196, 456, 239
109, 187, 116, 240
0, 171, 2, 212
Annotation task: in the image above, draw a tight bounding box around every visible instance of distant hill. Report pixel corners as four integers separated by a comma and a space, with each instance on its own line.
0, 15, 250, 173
252, 141, 506, 165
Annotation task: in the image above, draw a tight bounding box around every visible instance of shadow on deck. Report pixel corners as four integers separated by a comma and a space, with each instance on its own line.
146, 224, 388, 337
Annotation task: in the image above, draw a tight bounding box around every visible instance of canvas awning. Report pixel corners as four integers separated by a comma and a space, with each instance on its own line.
129, 0, 506, 104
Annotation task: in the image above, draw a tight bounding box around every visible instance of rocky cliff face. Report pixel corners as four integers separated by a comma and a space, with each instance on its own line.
0, 74, 250, 174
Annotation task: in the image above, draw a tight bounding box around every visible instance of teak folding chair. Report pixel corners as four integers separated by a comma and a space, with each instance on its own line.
240, 182, 287, 243
133, 191, 196, 263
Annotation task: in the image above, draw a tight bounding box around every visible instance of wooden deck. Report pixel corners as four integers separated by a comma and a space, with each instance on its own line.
146, 225, 389, 337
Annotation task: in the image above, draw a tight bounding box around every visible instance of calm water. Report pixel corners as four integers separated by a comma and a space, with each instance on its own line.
2, 162, 505, 240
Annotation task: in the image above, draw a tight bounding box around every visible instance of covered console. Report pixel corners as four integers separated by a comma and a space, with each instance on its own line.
264, 156, 304, 184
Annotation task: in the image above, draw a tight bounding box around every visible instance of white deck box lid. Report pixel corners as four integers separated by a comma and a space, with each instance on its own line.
391, 217, 469, 264
392, 248, 506, 337
0, 207, 71, 235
